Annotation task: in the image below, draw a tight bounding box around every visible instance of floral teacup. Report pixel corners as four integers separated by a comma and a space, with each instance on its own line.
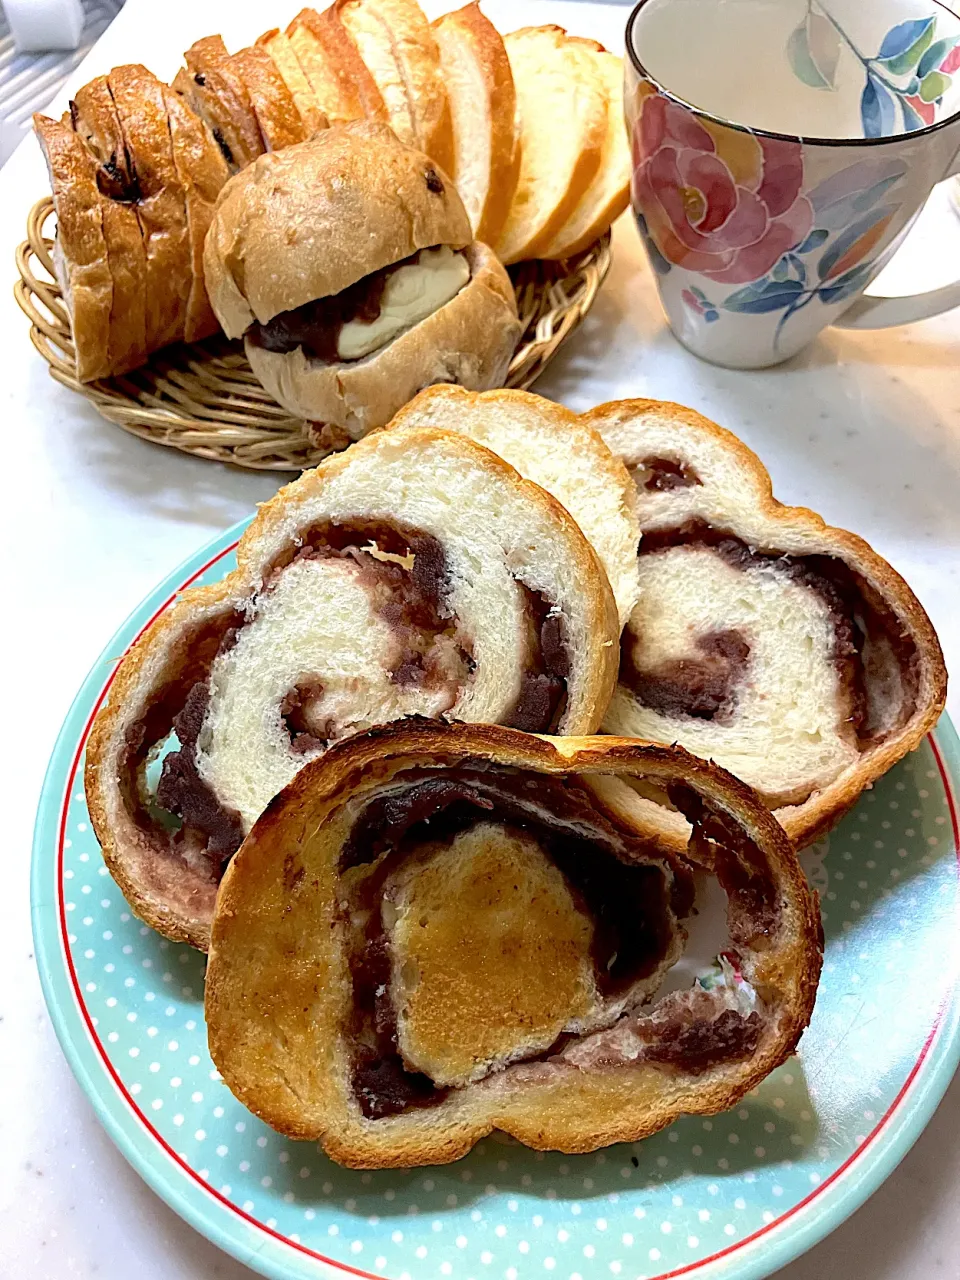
626, 0, 960, 367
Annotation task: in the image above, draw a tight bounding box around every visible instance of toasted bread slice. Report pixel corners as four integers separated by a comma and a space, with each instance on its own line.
231, 44, 309, 151
432, 2, 519, 243
540, 50, 629, 259
33, 114, 113, 381
106, 65, 191, 350
205, 721, 821, 1166
496, 26, 607, 264
255, 28, 328, 136
161, 85, 230, 342
67, 79, 148, 372
286, 7, 387, 126
336, 0, 453, 172
179, 35, 265, 170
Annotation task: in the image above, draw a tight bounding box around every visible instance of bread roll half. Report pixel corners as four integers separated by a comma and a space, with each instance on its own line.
205, 721, 822, 1167
85, 426, 619, 949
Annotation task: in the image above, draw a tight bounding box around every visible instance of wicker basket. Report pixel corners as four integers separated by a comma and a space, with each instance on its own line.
14, 197, 612, 471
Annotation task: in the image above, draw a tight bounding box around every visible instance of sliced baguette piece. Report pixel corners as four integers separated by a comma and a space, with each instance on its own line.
286, 7, 387, 126
161, 85, 230, 343
67, 79, 148, 372
386, 385, 641, 628
432, 2, 520, 243
85, 426, 620, 948
255, 28, 329, 136
495, 26, 607, 264
231, 43, 309, 151
539, 49, 630, 259
336, 0, 453, 173
205, 720, 822, 1166
107, 64, 191, 350
33, 114, 113, 381
178, 35, 265, 171
589, 397, 947, 851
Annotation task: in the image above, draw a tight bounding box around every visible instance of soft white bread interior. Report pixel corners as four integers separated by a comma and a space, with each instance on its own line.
337, 0, 454, 174
246, 241, 520, 434
539, 48, 630, 260
495, 26, 607, 264
386, 385, 641, 627
589, 398, 947, 850
85, 426, 619, 949
203, 122, 472, 335
205, 721, 822, 1167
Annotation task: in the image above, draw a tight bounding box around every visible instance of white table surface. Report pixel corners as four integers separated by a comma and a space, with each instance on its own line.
2, 1, 959, 1276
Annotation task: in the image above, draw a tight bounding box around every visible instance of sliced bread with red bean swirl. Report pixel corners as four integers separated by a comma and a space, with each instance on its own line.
85, 426, 619, 949
590, 398, 946, 850
204, 720, 822, 1167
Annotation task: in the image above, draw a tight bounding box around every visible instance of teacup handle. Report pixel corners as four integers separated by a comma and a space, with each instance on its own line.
835, 157, 960, 330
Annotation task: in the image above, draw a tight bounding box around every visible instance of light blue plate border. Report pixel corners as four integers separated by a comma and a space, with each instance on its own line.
31, 515, 960, 1280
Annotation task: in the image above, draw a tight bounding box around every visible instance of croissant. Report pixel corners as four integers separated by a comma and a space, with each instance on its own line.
205, 720, 822, 1167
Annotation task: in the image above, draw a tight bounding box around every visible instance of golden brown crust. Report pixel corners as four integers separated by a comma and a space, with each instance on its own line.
86, 427, 618, 950
205, 721, 822, 1167
203, 121, 471, 334
182, 36, 265, 171
231, 44, 309, 152
107, 64, 191, 350
286, 6, 388, 126
246, 241, 521, 434
431, 3, 520, 245
255, 29, 329, 137
590, 397, 948, 850
33, 114, 113, 382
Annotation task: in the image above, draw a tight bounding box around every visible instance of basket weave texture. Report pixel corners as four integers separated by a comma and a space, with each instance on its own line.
15, 197, 612, 471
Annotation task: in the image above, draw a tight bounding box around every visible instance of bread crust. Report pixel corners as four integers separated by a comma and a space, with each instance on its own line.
432, 2, 520, 245
203, 121, 471, 333
286, 6, 388, 126
204, 721, 822, 1167
255, 29, 329, 137
181, 36, 265, 171
589, 397, 948, 851
33, 114, 113, 382
231, 44, 309, 152
246, 241, 520, 434
85, 427, 619, 949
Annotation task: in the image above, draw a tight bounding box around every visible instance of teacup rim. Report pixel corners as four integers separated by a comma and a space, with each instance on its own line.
625, 0, 960, 148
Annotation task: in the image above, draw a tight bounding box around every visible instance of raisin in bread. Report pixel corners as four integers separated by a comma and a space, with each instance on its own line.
205, 721, 822, 1167
85, 426, 619, 949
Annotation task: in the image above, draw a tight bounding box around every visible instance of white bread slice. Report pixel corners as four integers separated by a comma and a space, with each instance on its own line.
255, 28, 329, 136
336, 0, 454, 174
231, 44, 310, 152
106, 65, 191, 351
588, 398, 947, 850
161, 85, 230, 343
66, 79, 148, 373
85, 426, 619, 948
387, 385, 641, 628
495, 26, 607, 265
539, 49, 630, 260
286, 7, 388, 126
432, 2, 520, 244
33, 114, 113, 382
205, 721, 822, 1166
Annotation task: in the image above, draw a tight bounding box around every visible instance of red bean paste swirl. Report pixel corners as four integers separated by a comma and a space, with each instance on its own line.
340, 763, 775, 1119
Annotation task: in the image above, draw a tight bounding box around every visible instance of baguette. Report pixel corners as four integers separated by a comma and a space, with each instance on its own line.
85, 425, 619, 948
256, 28, 329, 136
336, 0, 454, 173
590, 398, 947, 849
231, 44, 309, 151
33, 115, 113, 381
495, 27, 607, 264
539, 49, 630, 260
386, 385, 641, 627
205, 720, 822, 1167
431, 2, 520, 243
66, 80, 148, 371
286, 7, 388, 126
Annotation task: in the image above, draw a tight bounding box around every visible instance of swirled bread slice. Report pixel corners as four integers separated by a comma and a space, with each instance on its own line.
85, 426, 619, 949
205, 721, 822, 1167
590, 398, 946, 850
386, 385, 641, 628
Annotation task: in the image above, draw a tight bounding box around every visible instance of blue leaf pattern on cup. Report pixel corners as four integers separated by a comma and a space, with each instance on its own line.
861, 75, 898, 137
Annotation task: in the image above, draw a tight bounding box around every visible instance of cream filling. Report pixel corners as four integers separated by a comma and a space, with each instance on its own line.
336, 246, 470, 360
